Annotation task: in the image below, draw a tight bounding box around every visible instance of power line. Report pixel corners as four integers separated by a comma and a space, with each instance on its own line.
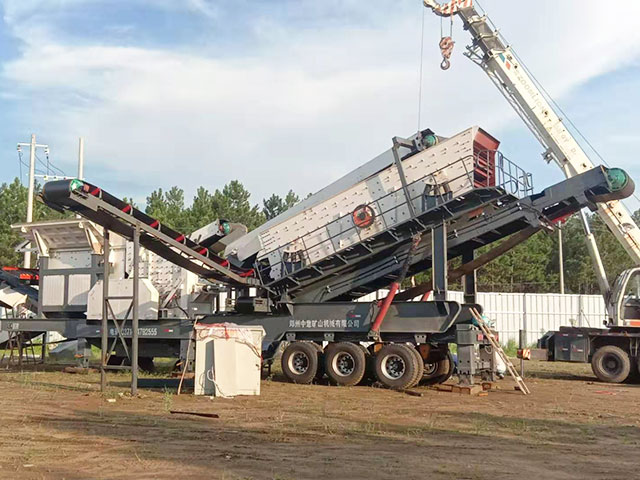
35, 152, 65, 177
417, 6, 426, 132
17, 149, 23, 183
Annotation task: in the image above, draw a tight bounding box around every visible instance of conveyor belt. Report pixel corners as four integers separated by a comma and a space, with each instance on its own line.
41, 164, 631, 297
287, 165, 636, 302
41, 180, 260, 287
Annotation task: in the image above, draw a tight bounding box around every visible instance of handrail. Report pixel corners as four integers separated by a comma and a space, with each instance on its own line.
256, 150, 533, 284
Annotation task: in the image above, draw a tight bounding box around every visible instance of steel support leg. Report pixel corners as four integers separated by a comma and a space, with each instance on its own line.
40, 332, 47, 363
432, 222, 447, 301
131, 224, 140, 396
455, 325, 476, 386
101, 228, 109, 393
463, 249, 477, 305
391, 137, 417, 219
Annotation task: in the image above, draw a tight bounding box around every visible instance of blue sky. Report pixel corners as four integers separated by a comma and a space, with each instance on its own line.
1, 0, 639, 213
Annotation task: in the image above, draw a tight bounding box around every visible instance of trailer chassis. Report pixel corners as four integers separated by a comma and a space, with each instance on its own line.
539, 325, 640, 383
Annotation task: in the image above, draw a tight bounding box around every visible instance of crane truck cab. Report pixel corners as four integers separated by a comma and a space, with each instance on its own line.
609, 267, 640, 326
539, 268, 640, 384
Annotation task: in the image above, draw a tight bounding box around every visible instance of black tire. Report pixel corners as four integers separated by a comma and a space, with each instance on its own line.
107, 355, 125, 366
421, 350, 454, 386
324, 342, 366, 386
138, 357, 155, 373
311, 343, 325, 381
374, 344, 420, 390
281, 342, 319, 384
442, 351, 455, 382
106, 355, 155, 373
407, 345, 424, 388
591, 345, 631, 383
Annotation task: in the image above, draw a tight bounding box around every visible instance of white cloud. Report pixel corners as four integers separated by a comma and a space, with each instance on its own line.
2, 0, 640, 206
185, 0, 218, 19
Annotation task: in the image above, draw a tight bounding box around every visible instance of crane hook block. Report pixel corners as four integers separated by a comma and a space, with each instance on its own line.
439, 36, 455, 70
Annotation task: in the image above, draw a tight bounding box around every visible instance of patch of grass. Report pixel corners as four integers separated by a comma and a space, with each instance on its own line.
162, 386, 174, 412
501, 339, 519, 357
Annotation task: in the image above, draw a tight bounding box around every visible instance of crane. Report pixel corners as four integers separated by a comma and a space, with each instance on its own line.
423, 0, 640, 321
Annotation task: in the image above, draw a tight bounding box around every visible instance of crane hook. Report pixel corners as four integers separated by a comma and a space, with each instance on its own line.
439, 36, 454, 70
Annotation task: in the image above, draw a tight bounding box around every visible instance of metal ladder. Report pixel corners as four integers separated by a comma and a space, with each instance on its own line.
470, 308, 530, 395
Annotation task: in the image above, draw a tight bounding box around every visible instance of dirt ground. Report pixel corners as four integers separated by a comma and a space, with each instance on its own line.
0, 360, 639, 480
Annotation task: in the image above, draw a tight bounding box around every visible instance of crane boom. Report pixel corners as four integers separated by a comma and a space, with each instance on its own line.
423, 0, 640, 266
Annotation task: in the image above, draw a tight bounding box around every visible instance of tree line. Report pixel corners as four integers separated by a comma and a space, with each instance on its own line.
0, 177, 636, 295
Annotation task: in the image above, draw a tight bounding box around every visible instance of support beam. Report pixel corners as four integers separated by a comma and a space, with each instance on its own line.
396, 225, 539, 301
558, 223, 565, 294
431, 223, 448, 301
100, 228, 110, 393
391, 137, 417, 219
77, 137, 85, 180
131, 224, 140, 396
462, 249, 477, 304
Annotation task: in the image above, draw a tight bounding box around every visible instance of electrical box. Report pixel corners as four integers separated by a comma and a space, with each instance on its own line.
194, 323, 264, 397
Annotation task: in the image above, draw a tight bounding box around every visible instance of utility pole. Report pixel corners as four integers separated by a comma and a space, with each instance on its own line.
558, 222, 565, 295
17, 134, 49, 268
77, 137, 85, 180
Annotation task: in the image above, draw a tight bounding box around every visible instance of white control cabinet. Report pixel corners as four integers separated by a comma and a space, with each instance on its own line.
194, 323, 264, 397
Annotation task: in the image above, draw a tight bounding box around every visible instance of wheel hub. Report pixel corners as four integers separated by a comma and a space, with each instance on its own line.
333, 352, 355, 377
289, 351, 310, 375
381, 354, 406, 380
603, 354, 621, 374
423, 362, 437, 376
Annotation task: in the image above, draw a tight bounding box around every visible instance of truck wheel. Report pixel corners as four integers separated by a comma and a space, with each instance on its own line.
138, 356, 155, 373
421, 351, 454, 385
407, 345, 424, 388
311, 343, 325, 381
442, 351, 455, 382
281, 342, 318, 384
374, 344, 420, 390
324, 342, 366, 386
591, 345, 631, 383
107, 355, 154, 373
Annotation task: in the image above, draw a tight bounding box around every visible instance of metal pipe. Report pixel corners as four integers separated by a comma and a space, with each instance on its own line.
558, 223, 565, 294
521, 293, 527, 377
101, 228, 110, 393
370, 282, 400, 335
131, 223, 140, 395
579, 209, 610, 298
77, 137, 85, 180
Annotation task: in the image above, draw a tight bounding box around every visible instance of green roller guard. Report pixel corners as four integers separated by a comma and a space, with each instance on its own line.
423, 134, 438, 148
68, 179, 84, 192
606, 168, 630, 192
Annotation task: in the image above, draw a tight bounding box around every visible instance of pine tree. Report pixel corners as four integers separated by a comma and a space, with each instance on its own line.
263, 190, 300, 220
